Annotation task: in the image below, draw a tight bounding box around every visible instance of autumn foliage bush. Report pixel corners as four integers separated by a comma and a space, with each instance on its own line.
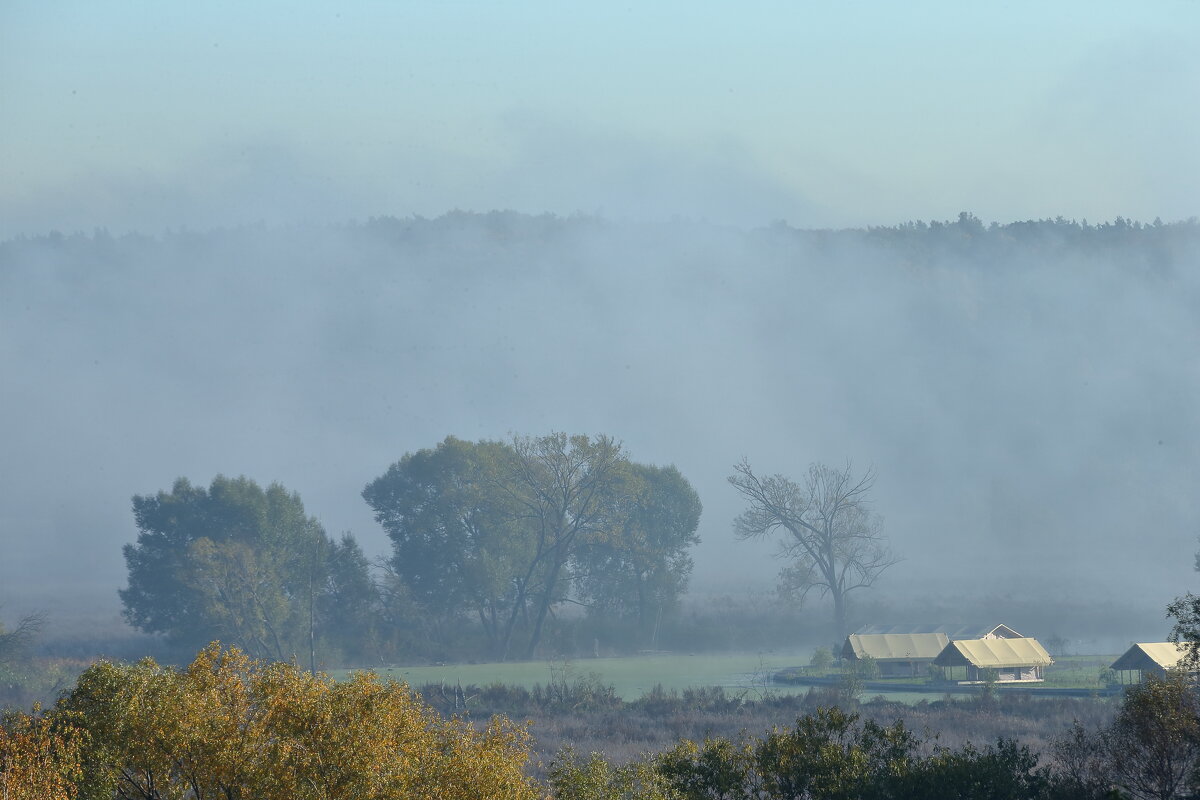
0, 708, 83, 800
1, 643, 538, 800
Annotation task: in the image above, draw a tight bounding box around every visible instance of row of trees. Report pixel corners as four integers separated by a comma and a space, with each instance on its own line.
117, 429, 900, 663
119, 433, 704, 663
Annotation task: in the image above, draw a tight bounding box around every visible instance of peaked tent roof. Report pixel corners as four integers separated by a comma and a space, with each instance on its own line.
853, 623, 1022, 640
843, 633, 950, 661
934, 638, 1053, 669
1111, 643, 1189, 672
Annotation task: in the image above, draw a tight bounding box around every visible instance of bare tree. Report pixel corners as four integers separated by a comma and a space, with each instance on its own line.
728, 460, 896, 640
0, 609, 44, 667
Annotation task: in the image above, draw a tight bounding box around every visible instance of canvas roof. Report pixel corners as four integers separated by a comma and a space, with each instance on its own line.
853, 623, 1022, 640
843, 633, 950, 661
1111, 643, 1189, 672
934, 638, 1053, 669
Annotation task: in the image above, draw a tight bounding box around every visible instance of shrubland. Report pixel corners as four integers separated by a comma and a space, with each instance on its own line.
5, 641, 1200, 798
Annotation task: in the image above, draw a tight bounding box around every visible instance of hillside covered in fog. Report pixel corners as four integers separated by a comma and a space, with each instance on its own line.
2, 213, 1197, 644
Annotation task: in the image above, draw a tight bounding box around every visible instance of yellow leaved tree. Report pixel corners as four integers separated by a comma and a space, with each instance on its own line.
44, 642, 538, 800
0, 708, 84, 800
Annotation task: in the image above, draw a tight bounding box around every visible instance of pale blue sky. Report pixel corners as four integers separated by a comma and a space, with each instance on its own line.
2, 2, 1197, 235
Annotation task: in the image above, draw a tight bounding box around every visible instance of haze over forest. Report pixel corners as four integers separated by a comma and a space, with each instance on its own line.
2, 215, 1198, 650
2, 3, 1199, 653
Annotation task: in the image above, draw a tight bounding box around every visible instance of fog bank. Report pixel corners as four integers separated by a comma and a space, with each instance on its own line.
2, 214, 1196, 643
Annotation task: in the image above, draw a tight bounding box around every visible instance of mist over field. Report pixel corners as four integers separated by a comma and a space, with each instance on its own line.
2, 215, 1197, 648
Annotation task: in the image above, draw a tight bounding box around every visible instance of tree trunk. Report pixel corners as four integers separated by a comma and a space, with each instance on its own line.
636, 573, 648, 642
498, 588, 526, 662
524, 560, 564, 660
833, 590, 847, 643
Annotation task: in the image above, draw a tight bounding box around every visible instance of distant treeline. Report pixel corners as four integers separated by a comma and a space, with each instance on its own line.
4, 210, 1196, 270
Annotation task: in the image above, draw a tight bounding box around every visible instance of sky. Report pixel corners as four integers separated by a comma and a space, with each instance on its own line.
2, 2, 1198, 238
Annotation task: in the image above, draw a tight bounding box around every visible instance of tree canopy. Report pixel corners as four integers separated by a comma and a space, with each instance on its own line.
363, 437, 532, 658
574, 463, 702, 643
41, 643, 538, 800
364, 434, 702, 659
120, 476, 376, 664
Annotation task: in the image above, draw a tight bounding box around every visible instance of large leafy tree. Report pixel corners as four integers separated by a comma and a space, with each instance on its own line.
120, 476, 373, 662
0, 711, 83, 800
46, 643, 537, 800
363, 437, 533, 659
366, 433, 701, 660
501, 433, 628, 660
728, 461, 896, 640
574, 463, 702, 644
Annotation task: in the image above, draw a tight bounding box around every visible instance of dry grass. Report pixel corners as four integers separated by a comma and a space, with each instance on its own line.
420, 681, 1118, 776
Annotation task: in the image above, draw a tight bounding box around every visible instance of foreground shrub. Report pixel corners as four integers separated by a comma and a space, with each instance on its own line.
0, 707, 83, 800
54, 642, 537, 800
656, 707, 918, 800
649, 706, 1117, 800
549, 748, 679, 800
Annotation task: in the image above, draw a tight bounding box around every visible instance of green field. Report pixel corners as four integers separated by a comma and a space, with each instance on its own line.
338, 651, 807, 700
1040, 654, 1118, 688
333, 650, 1122, 703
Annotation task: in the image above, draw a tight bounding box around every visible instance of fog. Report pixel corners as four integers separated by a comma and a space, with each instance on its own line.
3, 3, 1199, 650
2, 216, 1197, 648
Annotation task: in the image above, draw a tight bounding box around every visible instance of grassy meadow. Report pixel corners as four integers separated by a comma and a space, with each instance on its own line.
333, 649, 1124, 703
336, 650, 809, 700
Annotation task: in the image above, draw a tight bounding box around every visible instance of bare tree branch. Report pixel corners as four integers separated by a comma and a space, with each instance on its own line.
0, 609, 45, 665
728, 460, 898, 639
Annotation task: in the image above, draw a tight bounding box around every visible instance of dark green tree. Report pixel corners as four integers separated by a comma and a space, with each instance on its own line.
120, 476, 373, 663
501, 433, 628, 660
366, 434, 629, 661
574, 463, 701, 644
366, 434, 701, 660
318, 533, 381, 661
363, 437, 534, 659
